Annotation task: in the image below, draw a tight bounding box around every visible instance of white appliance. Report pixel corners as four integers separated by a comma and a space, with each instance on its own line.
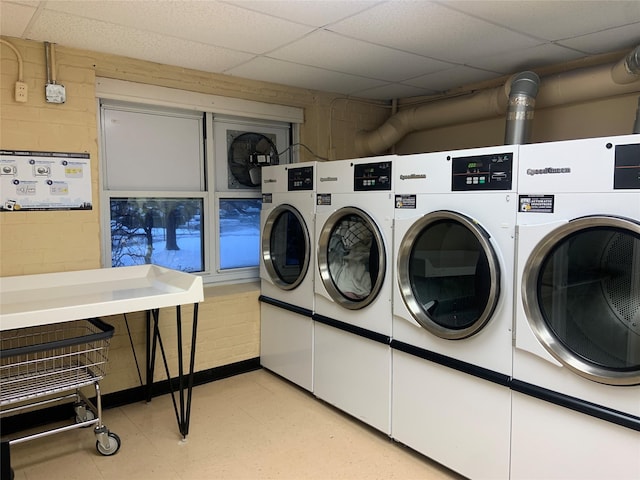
391, 146, 517, 479
512, 134, 640, 480
259, 163, 316, 391
313, 156, 395, 434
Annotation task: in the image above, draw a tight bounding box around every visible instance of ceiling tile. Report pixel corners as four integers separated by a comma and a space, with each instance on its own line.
354, 83, 438, 100
226, 56, 387, 96
42, 0, 315, 54
557, 24, 640, 55
327, 1, 540, 63
269, 30, 454, 82
223, 0, 380, 27
27, 10, 254, 72
468, 43, 586, 74
0, 2, 36, 37
446, 1, 640, 42
1, 0, 637, 101
404, 66, 501, 92
2, 0, 39, 4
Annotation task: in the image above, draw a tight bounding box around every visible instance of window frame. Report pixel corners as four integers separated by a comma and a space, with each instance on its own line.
97, 79, 303, 284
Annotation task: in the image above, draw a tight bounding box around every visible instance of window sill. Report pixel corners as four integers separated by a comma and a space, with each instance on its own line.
204, 280, 260, 298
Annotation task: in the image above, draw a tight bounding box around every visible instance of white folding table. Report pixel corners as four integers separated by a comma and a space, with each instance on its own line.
0, 265, 204, 439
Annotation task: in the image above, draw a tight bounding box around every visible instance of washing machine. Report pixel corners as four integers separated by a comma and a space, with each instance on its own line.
313, 156, 395, 434
391, 146, 517, 479
259, 162, 316, 391
511, 134, 640, 479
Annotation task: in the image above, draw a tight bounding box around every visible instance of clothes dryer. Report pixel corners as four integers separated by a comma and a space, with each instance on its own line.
511, 134, 640, 479
313, 156, 395, 434
391, 146, 517, 479
259, 163, 316, 391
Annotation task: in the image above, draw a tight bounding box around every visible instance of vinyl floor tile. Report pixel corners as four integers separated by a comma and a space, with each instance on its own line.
8, 369, 463, 480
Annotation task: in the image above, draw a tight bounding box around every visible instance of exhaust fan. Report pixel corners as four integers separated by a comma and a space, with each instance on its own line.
227, 131, 279, 188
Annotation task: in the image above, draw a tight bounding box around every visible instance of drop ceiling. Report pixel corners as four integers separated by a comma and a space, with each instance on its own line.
1, 0, 639, 100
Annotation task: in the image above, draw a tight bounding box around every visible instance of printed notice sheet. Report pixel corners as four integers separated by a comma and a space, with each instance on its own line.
0, 150, 92, 211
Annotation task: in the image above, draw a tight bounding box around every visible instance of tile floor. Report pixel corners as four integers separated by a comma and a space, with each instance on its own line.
9, 369, 463, 480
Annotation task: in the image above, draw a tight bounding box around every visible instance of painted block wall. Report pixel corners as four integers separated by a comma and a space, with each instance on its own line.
0, 37, 388, 395
397, 93, 639, 155
1, 39, 101, 275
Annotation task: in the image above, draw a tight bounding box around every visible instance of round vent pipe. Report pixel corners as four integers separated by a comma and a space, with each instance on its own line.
504, 71, 540, 145
612, 45, 640, 84
355, 45, 640, 156
353, 85, 510, 156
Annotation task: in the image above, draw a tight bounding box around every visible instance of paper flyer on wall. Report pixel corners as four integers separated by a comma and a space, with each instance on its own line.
0, 150, 92, 211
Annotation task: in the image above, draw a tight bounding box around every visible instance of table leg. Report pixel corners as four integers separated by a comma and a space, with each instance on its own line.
145, 304, 199, 438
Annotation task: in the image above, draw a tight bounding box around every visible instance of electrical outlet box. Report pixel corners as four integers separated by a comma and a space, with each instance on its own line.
15, 82, 28, 103
45, 83, 66, 104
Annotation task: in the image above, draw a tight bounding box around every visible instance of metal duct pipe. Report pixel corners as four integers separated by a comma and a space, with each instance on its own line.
354, 85, 510, 156
355, 45, 640, 156
536, 45, 640, 106
504, 71, 540, 145
611, 45, 640, 85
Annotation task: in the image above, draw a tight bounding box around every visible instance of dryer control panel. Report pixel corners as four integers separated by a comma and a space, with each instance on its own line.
354, 161, 392, 191
288, 165, 314, 191
452, 152, 513, 191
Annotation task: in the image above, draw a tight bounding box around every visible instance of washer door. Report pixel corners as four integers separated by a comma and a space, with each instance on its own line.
317, 207, 386, 310
522, 215, 640, 385
261, 204, 310, 290
397, 210, 500, 339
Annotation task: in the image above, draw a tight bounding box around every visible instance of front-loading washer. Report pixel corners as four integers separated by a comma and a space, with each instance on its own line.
511, 134, 640, 479
391, 146, 517, 479
259, 163, 316, 391
313, 156, 395, 434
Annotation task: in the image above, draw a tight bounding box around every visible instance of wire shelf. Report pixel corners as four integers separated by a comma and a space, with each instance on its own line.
1, 318, 114, 407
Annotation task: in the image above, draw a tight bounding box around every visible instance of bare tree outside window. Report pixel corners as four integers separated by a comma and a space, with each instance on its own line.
110, 198, 203, 272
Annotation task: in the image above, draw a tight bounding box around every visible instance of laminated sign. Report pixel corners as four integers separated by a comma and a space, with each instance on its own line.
0, 150, 92, 211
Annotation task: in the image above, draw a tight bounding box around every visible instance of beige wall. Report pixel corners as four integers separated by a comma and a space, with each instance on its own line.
394, 77, 639, 155
0, 37, 387, 395
397, 92, 639, 154
1, 39, 101, 275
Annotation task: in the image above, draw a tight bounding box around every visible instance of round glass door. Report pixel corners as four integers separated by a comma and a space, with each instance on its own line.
261, 204, 310, 290
397, 210, 500, 339
317, 207, 386, 310
522, 215, 640, 385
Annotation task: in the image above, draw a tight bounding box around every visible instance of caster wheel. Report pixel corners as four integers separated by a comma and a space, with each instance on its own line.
96, 432, 121, 456
75, 409, 96, 426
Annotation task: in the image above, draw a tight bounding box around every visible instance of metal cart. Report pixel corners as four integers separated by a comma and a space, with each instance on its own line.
0, 317, 121, 474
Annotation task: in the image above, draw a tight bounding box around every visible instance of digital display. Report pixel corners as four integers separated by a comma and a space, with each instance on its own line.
354, 161, 392, 191
288, 165, 314, 191
451, 153, 513, 191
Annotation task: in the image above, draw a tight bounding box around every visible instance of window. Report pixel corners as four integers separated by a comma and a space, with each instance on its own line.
99, 92, 297, 284
110, 197, 204, 272
218, 198, 262, 270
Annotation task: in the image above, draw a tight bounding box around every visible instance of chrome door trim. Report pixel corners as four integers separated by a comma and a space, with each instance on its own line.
397, 210, 500, 339
317, 206, 386, 310
261, 204, 310, 291
521, 215, 640, 386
